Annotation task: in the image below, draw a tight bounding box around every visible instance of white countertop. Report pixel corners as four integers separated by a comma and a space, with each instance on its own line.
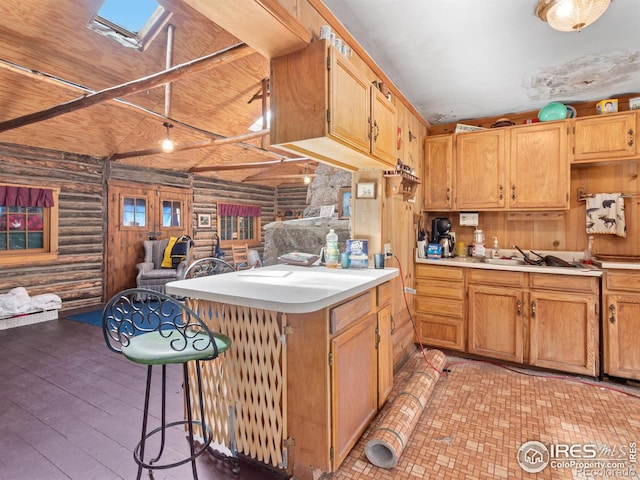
415, 256, 603, 277
165, 264, 399, 313
592, 259, 640, 270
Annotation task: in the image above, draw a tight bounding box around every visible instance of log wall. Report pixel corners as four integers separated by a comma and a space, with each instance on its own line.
1, 143, 313, 310
0, 143, 105, 310
191, 176, 278, 263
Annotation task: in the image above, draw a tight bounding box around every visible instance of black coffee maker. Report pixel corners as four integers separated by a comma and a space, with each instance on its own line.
431, 217, 455, 258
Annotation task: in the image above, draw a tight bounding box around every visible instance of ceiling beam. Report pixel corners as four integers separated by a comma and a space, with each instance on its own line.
243, 173, 316, 182
189, 156, 310, 173
0, 42, 254, 133
0, 58, 285, 159
111, 129, 271, 161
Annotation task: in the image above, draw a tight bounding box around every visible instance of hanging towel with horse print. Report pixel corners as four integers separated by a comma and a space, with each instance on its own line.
585, 193, 626, 237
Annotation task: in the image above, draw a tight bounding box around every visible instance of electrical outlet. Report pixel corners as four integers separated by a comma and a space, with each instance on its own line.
460, 212, 479, 227
384, 243, 393, 256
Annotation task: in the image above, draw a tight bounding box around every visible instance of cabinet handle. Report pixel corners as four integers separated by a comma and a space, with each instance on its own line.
516, 299, 522, 316
531, 300, 536, 318
445, 187, 451, 201
609, 304, 616, 324
373, 120, 380, 141
511, 184, 516, 201
499, 184, 504, 200
375, 325, 380, 349
368, 117, 372, 140
390, 314, 396, 334
628, 129, 634, 147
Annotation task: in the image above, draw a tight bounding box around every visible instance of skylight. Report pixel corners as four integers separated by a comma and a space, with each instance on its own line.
97, 0, 159, 35
89, 0, 172, 50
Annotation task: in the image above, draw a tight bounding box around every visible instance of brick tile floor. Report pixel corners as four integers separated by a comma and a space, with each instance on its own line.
336, 350, 640, 480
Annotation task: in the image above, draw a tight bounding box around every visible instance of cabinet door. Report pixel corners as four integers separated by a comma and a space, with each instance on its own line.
509, 122, 569, 209
604, 295, 640, 380
371, 87, 397, 166
377, 304, 393, 408
573, 112, 637, 162
467, 285, 524, 362
424, 135, 453, 210
328, 47, 371, 154
529, 290, 598, 376
455, 129, 507, 210
331, 313, 378, 469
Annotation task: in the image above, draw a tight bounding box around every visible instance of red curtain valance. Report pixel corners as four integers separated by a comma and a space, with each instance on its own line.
0, 186, 55, 207
218, 203, 261, 217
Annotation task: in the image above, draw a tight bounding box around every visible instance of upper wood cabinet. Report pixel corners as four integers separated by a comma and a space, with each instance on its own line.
423, 134, 454, 210
455, 129, 507, 210
509, 121, 570, 209
572, 112, 637, 162
423, 121, 570, 211
271, 40, 396, 170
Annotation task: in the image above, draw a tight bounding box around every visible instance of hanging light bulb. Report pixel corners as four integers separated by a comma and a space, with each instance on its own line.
161, 122, 175, 153
303, 166, 311, 184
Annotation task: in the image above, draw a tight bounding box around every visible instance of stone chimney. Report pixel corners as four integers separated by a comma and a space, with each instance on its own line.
263, 164, 352, 265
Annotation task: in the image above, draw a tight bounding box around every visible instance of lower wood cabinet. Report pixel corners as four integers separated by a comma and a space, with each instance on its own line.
528, 274, 599, 376
416, 263, 600, 376
331, 312, 378, 468
467, 269, 527, 363
286, 284, 394, 478
468, 284, 524, 363
603, 270, 640, 380
414, 264, 465, 351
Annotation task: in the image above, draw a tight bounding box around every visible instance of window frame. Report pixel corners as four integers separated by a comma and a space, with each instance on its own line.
89, 2, 173, 51
216, 203, 262, 247
0, 184, 59, 266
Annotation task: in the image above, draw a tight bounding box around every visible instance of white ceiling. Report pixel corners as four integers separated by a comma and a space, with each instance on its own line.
322, 0, 640, 125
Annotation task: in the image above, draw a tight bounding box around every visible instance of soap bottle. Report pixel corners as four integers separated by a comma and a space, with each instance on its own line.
583, 235, 594, 265
492, 236, 501, 258
325, 229, 340, 268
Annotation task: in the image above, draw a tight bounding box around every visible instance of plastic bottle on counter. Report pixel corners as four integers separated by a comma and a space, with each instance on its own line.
472, 229, 485, 257
492, 236, 501, 258
325, 229, 340, 268
582, 235, 594, 264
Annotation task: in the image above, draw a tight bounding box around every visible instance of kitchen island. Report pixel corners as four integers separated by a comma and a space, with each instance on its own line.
166, 264, 398, 479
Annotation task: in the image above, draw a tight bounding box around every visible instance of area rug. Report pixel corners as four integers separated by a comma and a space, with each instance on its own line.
65, 309, 103, 327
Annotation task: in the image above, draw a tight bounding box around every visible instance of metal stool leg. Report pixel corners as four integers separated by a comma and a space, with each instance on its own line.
136, 365, 153, 480
183, 362, 199, 479
149, 365, 167, 465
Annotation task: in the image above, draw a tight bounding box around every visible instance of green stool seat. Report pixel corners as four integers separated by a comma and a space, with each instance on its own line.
122, 330, 231, 365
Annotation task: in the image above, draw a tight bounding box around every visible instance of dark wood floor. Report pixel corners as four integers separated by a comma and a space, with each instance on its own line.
0, 318, 288, 480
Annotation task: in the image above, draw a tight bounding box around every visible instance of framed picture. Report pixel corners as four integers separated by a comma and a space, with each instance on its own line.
319, 204, 335, 217
356, 182, 376, 199
197, 213, 211, 228
338, 188, 352, 218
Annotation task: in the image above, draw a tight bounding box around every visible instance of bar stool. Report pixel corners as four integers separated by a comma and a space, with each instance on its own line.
102, 288, 232, 480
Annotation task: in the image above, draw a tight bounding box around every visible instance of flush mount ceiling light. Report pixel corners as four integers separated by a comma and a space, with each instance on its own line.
536, 0, 611, 32
161, 122, 175, 153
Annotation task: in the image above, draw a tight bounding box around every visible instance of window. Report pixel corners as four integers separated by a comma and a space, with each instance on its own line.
122, 197, 147, 227
162, 200, 182, 227
0, 184, 59, 265
217, 203, 262, 244
88, 0, 172, 51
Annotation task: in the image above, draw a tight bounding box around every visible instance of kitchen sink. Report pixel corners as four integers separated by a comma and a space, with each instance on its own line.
481, 258, 526, 266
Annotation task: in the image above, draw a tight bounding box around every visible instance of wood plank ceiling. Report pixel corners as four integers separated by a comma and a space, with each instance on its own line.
0, 0, 316, 186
